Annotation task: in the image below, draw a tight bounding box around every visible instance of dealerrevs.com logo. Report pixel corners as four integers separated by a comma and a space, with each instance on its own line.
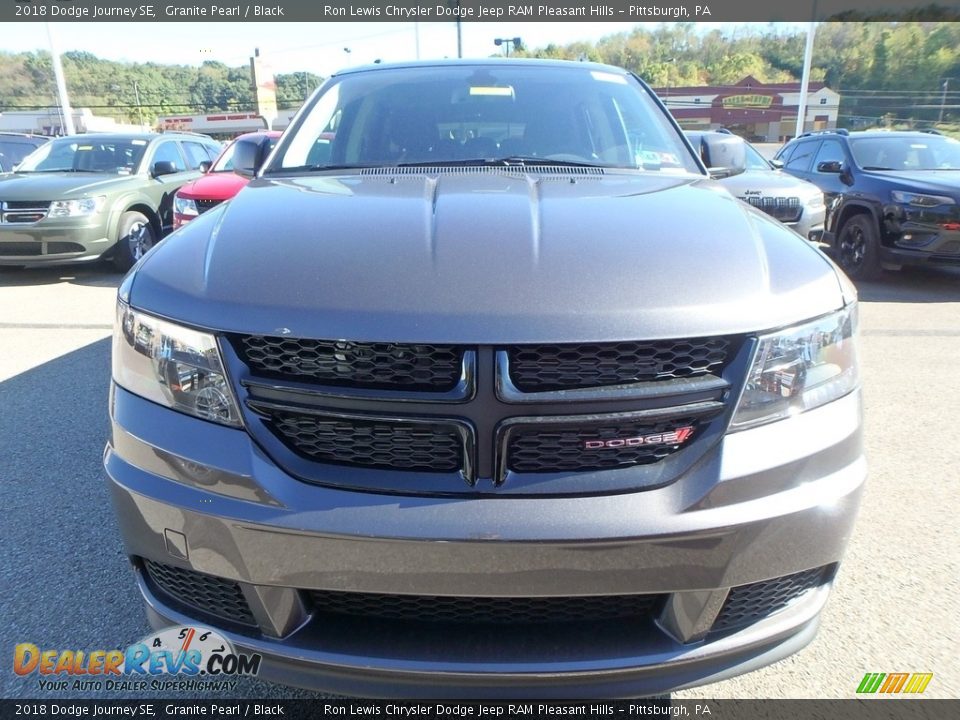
14, 626, 262, 692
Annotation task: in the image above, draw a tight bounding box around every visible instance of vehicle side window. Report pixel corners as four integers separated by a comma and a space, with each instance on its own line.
774, 143, 795, 164
813, 140, 846, 172
182, 141, 212, 170
205, 144, 221, 162
151, 141, 187, 172
785, 140, 819, 172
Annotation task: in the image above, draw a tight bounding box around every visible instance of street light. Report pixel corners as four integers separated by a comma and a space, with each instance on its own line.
494, 37, 523, 57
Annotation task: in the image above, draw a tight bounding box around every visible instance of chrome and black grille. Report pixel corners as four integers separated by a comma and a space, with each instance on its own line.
232, 335, 464, 392
506, 414, 706, 473
310, 589, 663, 625
142, 559, 255, 626
744, 196, 803, 224
195, 198, 224, 214
265, 410, 464, 473
506, 339, 732, 392
0, 200, 50, 224
711, 566, 834, 633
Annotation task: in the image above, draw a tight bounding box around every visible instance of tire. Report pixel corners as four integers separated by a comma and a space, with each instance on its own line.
111, 211, 156, 272
836, 214, 883, 281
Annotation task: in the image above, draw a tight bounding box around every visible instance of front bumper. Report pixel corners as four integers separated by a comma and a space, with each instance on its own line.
0, 222, 112, 265
105, 385, 865, 697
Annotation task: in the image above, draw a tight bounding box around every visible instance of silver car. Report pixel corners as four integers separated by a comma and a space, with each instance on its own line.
687, 131, 826, 242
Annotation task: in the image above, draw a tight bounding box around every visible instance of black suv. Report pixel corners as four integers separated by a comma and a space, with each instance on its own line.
774, 129, 960, 279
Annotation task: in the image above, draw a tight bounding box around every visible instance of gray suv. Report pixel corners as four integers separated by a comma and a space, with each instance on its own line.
105, 60, 865, 697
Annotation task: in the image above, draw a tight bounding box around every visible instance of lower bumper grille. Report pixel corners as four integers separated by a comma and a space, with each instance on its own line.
712, 565, 834, 633
310, 589, 664, 625
142, 559, 256, 627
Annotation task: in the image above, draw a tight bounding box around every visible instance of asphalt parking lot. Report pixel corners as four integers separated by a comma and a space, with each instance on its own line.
1, 261, 958, 700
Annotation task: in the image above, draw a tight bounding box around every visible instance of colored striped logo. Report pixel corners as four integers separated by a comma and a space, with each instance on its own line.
857, 672, 933, 694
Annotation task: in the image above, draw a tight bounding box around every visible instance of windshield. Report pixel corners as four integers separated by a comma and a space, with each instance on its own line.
212, 136, 278, 172
16, 137, 148, 174
745, 142, 772, 171
267, 64, 700, 174
850, 135, 960, 171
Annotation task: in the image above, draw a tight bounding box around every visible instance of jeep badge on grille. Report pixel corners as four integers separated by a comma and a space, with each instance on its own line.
584, 426, 695, 450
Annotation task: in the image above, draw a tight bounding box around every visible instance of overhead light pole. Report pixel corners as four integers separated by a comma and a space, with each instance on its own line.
46, 22, 75, 135
795, 20, 817, 138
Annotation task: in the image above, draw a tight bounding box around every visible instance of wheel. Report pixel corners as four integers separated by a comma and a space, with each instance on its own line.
111, 211, 155, 272
836, 214, 883, 281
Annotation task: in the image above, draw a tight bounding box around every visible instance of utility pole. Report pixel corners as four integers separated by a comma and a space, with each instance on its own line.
46, 22, 75, 135
795, 20, 817, 138
414, 22, 421, 60
133, 81, 144, 129
939, 79, 950, 124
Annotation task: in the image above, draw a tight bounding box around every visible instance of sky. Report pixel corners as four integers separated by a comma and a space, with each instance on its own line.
4, 22, 807, 77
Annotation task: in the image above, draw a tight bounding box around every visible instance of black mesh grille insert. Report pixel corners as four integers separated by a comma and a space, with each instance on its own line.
267, 411, 463, 472
47, 242, 85, 254
507, 338, 732, 392
507, 415, 703, 473
0, 242, 42, 256
309, 589, 662, 624
195, 198, 223, 214
233, 336, 464, 391
143, 559, 255, 626
712, 566, 832, 633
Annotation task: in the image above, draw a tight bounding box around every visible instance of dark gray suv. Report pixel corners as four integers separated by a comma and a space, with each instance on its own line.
105, 60, 865, 697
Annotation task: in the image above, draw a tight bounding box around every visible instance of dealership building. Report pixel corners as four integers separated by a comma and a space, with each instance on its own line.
654, 75, 840, 142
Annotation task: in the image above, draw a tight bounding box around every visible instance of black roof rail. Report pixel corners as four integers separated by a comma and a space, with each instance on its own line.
921, 129, 942, 135
716, 127, 733, 135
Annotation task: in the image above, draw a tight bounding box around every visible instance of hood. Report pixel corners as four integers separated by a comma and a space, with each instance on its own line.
0, 171, 141, 200
132, 170, 845, 344
719, 169, 823, 200
865, 170, 960, 198
177, 172, 250, 201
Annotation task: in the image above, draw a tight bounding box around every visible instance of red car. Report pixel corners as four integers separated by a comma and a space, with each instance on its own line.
173, 130, 281, 229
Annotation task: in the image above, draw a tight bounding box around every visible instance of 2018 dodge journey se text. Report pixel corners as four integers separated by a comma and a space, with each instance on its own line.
104, 60, 865, 698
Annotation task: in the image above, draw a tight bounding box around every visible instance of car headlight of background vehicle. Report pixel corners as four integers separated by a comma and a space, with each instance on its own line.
890, 190, 956, 208
113, 301, 242, 427
174, 195, 199, 218
730, 304, 859, 431
48, 195, 106, 218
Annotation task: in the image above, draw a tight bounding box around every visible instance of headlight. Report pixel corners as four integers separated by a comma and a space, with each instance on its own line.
48, 195, 106, 218
174, 195, 199, 217
113, 301, 242, 427
730, 305, 859, 431
890, 191, 955, 208
807, 191, 825, 209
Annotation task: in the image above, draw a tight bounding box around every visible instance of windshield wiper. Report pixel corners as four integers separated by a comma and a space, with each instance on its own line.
395, 157, 606, 169
263, 163, 378, 174
861, 166, 894, 171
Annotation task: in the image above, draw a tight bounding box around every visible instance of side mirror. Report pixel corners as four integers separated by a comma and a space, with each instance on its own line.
199, 160, 212, 174
701, 134, 747, 179
817, 160, 843, 174
231, 140, 262, 177
151, 160, 177, 178
770, 158, 784, 170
